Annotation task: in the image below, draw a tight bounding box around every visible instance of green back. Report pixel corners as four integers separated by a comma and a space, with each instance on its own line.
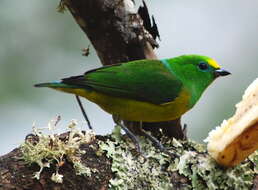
63, 59, 183, 105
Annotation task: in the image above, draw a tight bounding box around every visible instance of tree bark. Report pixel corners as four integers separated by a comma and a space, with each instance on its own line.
0, 131, 257, 190
62, 0, 185, 139
0, 136, 113, 190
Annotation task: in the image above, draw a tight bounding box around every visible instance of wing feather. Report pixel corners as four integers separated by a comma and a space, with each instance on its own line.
62, 59, 183, 105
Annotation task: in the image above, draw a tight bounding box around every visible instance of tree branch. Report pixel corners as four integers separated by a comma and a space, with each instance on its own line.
63, 0, 157, 64
0, 127, 257, 189
62, 0, 185, 139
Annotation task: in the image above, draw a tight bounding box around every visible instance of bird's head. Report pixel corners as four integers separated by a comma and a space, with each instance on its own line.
167, 55, 230, 103
169, 54, 230, 84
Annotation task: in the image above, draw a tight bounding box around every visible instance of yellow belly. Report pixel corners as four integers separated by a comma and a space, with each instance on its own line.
56, 88, 190, 122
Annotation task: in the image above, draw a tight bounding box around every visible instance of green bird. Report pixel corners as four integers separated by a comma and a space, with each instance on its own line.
35, 55, 230, 123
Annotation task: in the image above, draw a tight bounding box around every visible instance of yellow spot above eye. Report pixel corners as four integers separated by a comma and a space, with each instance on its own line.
208, 59, 220, 69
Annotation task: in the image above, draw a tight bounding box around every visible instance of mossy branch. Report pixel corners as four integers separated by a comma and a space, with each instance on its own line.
0, 123, 257, 189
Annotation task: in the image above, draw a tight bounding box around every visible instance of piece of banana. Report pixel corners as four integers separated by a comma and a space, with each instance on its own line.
206, 78, 258, 167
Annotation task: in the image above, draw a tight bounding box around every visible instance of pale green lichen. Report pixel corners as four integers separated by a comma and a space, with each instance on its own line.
51, 172, 63, 183
99, 125, 258, 190
20, 118, 96, 183
99, 126, 176, 190
174, 148, 255, 190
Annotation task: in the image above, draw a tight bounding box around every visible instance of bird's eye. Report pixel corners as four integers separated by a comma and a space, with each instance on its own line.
198, 62, 209, 71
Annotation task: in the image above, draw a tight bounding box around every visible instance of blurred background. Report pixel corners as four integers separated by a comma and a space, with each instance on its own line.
0, 0, 257, 155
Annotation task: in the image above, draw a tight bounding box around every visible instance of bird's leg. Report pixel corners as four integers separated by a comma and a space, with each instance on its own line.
139, 122, 178, 158
139, 121, 165, 151
112, 115, 142, 154
182, 123, 187, 140
75, 95, 93, 130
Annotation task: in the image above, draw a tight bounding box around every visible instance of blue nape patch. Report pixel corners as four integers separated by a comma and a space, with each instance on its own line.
52, 80, 62, 84
161, 59, 175, 75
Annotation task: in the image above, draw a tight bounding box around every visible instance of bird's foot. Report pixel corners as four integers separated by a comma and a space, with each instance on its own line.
140, 128, 179, 158
112, 116, 146, 159
119, 124, 142, 153
120, 125, 148, 161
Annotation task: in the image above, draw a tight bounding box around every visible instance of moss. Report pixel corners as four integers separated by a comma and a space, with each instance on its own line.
99, 125, 258, 190
20, 119, 96, 183
20, 121, 257, 188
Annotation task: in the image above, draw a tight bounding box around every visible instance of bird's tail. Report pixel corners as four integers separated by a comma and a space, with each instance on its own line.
35, 75, 86, 89
34, 81, 73, 89
34, 76, 91, 97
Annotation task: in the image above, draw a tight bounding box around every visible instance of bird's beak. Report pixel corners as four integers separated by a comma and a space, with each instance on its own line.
214, 69, 231, 77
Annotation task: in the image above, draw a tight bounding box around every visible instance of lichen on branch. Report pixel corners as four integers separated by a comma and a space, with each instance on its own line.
1, 119, 257, 189
20, 118, 95, 183
99, 126, 257, 190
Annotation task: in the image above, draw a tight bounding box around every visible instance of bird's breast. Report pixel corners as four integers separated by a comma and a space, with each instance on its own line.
84, 88, 191, 122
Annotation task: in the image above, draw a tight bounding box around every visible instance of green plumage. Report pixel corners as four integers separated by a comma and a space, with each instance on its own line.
63, 60, 182, 104
35, 55, 230, 122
